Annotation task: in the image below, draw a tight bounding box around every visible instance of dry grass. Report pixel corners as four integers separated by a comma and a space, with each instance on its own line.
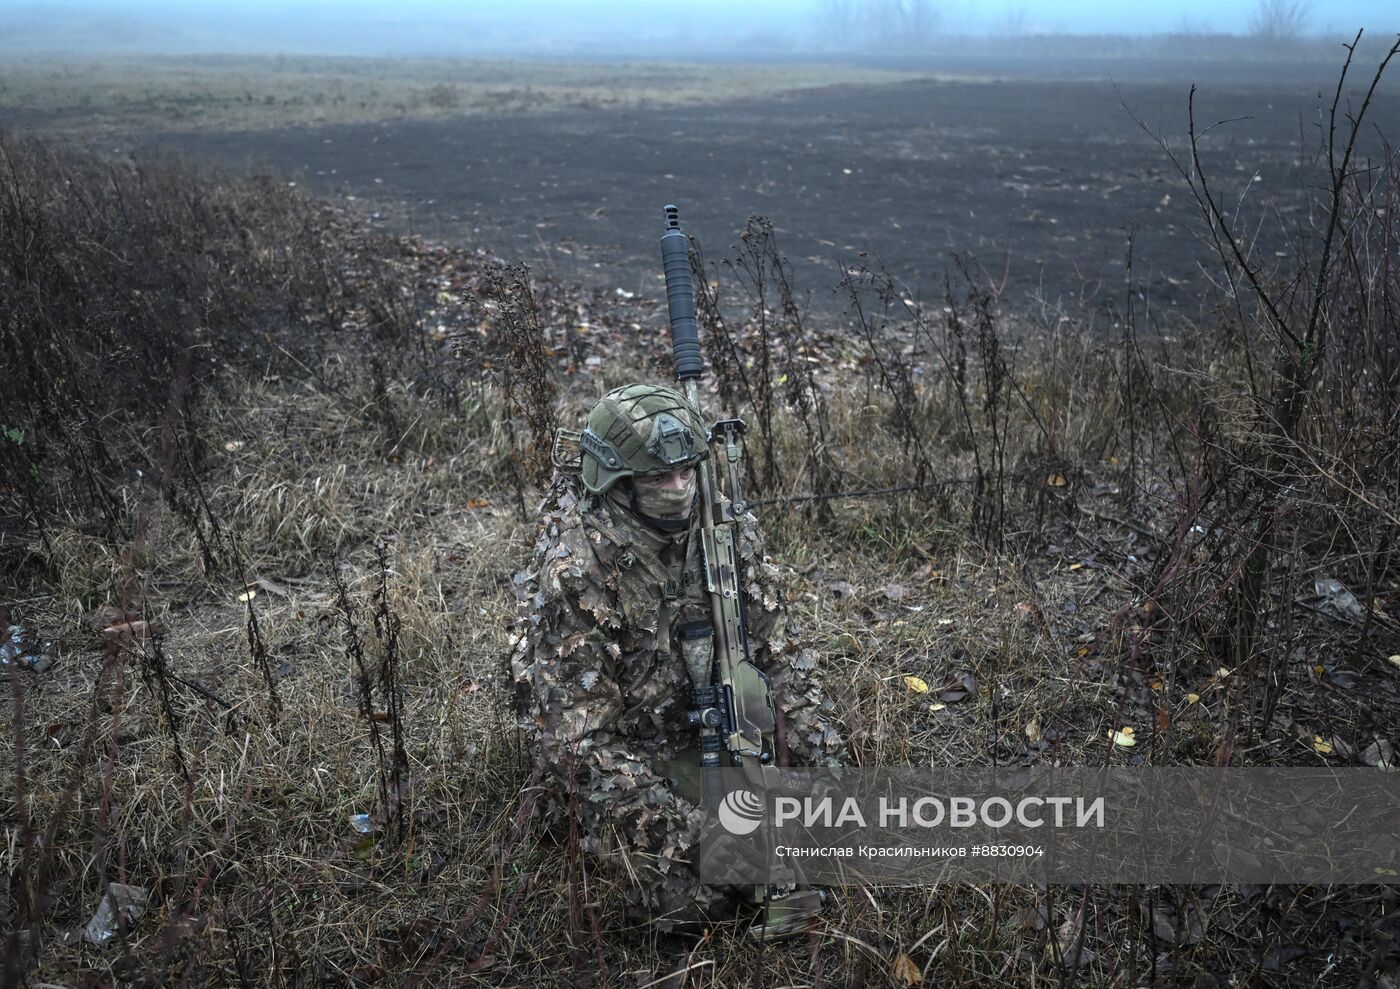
8, 344, 1392, 985
0, 54, 950, 136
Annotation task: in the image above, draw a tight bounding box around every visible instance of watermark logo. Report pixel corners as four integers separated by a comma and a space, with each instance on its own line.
718, 788, 765, 835
695, 768, 1400, 886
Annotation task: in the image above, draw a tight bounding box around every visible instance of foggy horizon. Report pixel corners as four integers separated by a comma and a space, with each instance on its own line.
1, 1, 1395, 59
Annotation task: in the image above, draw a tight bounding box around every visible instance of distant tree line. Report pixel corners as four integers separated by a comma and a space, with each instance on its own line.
809, 0, 1319, 51
1248, 0, 1313, 45
813, 0, 940, 51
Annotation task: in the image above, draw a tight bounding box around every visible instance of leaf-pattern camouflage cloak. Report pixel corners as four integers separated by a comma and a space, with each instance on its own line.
508, 474, 842, 925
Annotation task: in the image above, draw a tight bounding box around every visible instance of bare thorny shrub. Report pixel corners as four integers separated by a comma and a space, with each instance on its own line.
472, 262, 560, 512
332, 543, 411, 841
690, 217, 1137, 558
690, 216, 839, 508
0, 133, 435, 580
1118, 33, 1400, 749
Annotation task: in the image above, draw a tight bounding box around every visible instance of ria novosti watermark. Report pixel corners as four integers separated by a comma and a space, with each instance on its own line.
768, 793, 1105, 830
695, 767, 1400, 886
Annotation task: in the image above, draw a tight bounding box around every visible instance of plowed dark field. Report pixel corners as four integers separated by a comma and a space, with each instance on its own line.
139, 64, 1400, 320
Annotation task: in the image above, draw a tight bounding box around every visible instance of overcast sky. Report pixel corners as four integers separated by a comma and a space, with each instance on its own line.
1, 1, 1395, 56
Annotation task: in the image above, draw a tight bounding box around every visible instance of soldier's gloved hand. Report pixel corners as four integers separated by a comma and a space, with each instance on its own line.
691, 820, 772, 886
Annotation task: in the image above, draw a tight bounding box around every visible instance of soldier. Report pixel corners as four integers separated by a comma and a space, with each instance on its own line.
509, 382, 843, 937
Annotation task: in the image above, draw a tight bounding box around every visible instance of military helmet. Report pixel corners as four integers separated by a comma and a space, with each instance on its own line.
580, 384, 708, 495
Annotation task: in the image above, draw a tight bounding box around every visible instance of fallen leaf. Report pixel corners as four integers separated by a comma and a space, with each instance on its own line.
1025, 715, 1042, 742
1068, 562, 1083, 571
1109, 727, 1136, 747
1186, 693, 1201, 704
1053, 915, 1096, 967
1361, 738, 1393, 769
903, 675, 930, 694
936, 671, 976, 703
1009, 902, 1049, 931
466, 498, 492, 509
256, 577, 292, 597
1047, 474, 1068, 488
890, 952, 922, 986
1326, 667, 1359, 689
1388, 654, 1400, 669
1263, 945, 1308, 972
1315, 577, 1363, 618
99, 606, 139, 627
827, 580, 855, 599
1147, 903, 1204, 945
928, 702, 947, 712
1325, 735, 1353, 760
223, 440, 244, 452
83, 882, 149, 944
237, 589, 258, 603
1312, 735, 1333, 755
1216, 667, 1232, 678
102, 620, 156, 642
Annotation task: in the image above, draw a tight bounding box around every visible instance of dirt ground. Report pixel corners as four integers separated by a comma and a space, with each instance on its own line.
127, 63, 1400, 321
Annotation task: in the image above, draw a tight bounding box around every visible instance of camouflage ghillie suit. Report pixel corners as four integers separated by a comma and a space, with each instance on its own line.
508, 385, 843, 930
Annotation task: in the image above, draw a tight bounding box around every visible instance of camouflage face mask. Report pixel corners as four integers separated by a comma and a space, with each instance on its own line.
632, 472, 696, 520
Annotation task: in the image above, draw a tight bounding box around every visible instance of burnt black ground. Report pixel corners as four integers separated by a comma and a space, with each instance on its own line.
131, 63, 1400, 324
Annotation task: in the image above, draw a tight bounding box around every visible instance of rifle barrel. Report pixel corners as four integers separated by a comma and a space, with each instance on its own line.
661, 204, 704, 382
